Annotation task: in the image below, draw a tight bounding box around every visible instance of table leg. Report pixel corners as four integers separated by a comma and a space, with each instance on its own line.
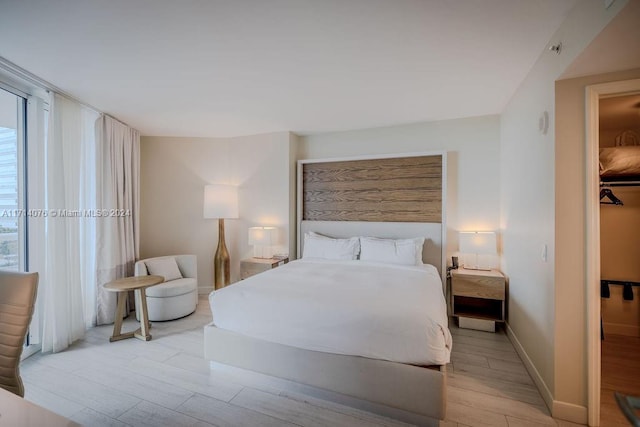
134, 287, 152, 341
109, 291, 131, 342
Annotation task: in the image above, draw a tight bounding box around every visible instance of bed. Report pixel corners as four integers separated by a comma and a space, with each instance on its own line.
204, 153, 449, 426
210, 259, 450, 365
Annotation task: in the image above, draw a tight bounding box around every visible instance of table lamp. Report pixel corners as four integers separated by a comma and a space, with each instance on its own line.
248, 227, 276, 259
459, 231, 497, 270
204, 184, 238, 289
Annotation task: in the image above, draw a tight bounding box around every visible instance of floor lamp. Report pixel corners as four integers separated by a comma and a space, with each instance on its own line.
204, 184, 238, 289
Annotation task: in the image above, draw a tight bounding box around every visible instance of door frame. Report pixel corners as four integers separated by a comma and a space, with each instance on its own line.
585, 78, 640, 426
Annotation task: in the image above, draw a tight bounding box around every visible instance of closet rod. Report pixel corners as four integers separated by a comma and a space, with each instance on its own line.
601, 279, 640, 287
600, 180, 640, 187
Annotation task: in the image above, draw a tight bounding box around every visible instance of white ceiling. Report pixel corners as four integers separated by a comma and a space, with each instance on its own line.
0, 0, 578, 137
561, 0, 640, 80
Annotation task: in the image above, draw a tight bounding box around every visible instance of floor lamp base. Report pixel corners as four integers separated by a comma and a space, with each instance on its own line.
214, 218, 231, 290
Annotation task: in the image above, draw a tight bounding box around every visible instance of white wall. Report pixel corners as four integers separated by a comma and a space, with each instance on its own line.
141, 116, 501, 291
600, 128, 640, 147
500, 0, 628, 422
140, 132, 294, 293
299, 115, 501, 264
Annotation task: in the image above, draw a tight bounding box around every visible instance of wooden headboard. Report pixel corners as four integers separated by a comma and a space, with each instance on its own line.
297, 153, 446, 282
301, 155, 442, 223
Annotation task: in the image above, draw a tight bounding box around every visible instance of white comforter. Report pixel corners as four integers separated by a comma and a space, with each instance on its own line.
209, 259, 452, 365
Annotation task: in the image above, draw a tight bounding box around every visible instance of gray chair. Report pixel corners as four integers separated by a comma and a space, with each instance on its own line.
134, 255, 198, 321
0, 270, 38, 397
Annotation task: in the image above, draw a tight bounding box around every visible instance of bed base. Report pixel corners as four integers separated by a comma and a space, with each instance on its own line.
204, 325, 446, 426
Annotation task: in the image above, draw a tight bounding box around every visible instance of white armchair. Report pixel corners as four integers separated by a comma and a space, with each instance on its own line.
134, 254, 198, 321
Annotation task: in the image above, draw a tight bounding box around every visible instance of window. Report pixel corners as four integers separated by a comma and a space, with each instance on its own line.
0, 88, 26, 272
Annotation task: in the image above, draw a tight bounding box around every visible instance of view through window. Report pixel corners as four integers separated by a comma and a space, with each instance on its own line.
0, 88, 26, 271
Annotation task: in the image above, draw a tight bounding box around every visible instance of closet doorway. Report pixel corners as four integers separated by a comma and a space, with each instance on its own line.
586, 79, 640, 426
599, 93, 640, 425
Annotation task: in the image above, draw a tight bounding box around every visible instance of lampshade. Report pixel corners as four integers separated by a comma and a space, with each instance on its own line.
203, 184, 238, 219
459, 231, 497, 255
248, 227, 276, 246
459, 231, 497, 270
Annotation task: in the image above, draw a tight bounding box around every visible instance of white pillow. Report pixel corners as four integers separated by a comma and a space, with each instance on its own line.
144, 257, 183, 281
600, 146, 640, 177
359, 236, 425, 266
303, 232, 360, 260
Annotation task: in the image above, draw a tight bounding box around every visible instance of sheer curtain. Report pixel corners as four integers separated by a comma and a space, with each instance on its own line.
95, 115, 140, 325
41, 94, 99, 353
40, 96, 140, 350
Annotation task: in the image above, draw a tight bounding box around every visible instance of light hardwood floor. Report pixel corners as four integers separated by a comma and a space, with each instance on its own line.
21, 296, 584, 427
600, 333, 640, 426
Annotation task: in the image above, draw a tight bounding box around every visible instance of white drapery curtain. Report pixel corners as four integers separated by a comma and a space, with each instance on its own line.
40, 96, 140, 350
95, 115, 140, 325
41, 94, 99, 353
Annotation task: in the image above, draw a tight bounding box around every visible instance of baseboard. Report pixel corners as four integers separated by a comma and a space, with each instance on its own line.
505, 323, 554, 411
552, 400, 588, 425
603, 322, 640, 337
198, 286, 213, 295
505, 323, 588, 425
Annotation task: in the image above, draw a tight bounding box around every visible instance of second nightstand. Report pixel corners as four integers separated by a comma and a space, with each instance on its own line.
240, 257, 289, 280
451, 268, 505, 332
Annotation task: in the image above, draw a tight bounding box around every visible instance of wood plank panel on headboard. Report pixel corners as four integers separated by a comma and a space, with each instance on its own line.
302, 155, 442, 222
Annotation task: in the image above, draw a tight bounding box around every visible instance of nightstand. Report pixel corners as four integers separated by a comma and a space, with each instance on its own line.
240, 257, 289, 280
451, 268, 505, 332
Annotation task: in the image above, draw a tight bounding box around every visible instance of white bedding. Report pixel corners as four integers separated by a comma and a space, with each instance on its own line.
209, 259, 452, 366
600, 146, 640, 177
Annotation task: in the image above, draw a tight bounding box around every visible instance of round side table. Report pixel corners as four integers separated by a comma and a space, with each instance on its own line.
104, 275, 164, 342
